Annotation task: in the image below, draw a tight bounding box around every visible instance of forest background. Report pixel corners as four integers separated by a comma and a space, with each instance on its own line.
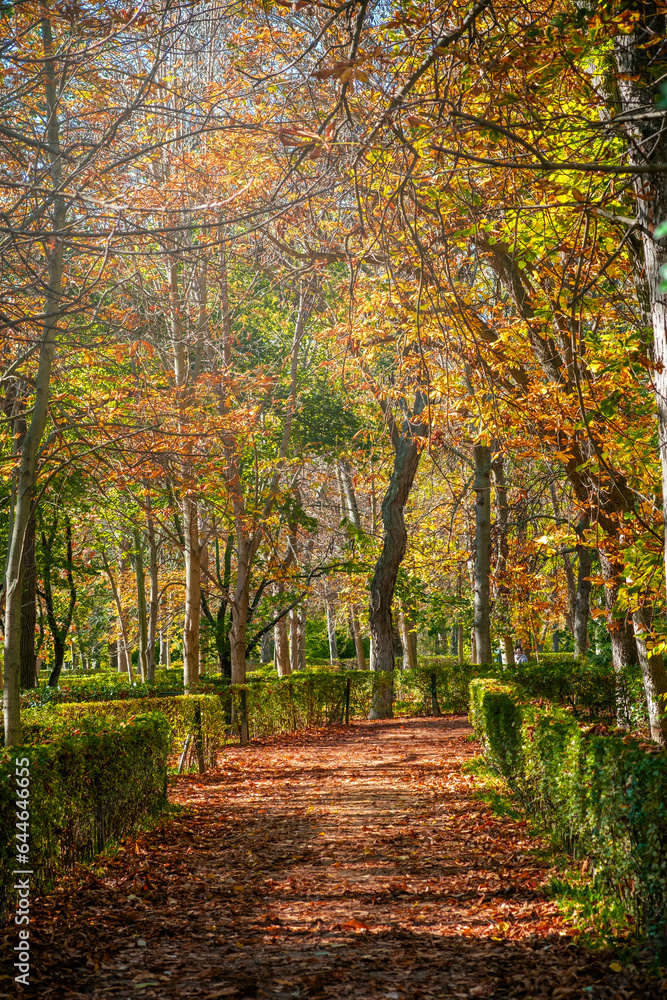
2, 0, 667, 748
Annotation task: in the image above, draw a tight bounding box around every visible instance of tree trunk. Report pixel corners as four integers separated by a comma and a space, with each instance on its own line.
146, 507, 159, 683
569, 512, 594, 658
260, 632, 272, 664
473, 443, 492, 665
368, 396, 425, 718
3, 14, 65, 745
503, 635, 515, 666
230, 535, 251, 686
289, 607, 299, 673
350, 608, 366, 670
632, 608, 667, 745
48, 635, 66, 688
101, 550, 132, 680
458, 623, 464, 665
227, 296, 306, 690
613, 8, 667, 612
133, 527, 149, 682
20, 512, 37, 689
599, 551, 637, 727
399, 604, 418, 669
182, 496, 201, 692
274, 584, 291, 678
326, 598, 338, 663
298, 605, 307, 671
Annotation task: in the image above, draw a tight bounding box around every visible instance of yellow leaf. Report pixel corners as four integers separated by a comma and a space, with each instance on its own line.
609, 962, 622, 973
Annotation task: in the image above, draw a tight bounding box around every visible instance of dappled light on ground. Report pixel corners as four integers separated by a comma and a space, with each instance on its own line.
8, 717, 663, 998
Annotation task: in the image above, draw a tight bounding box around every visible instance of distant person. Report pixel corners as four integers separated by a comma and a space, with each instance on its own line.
514, 644, 529, 664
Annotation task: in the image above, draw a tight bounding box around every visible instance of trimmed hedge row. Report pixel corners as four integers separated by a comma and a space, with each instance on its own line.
21, 671, 185, 709
0, 713, 170, 921
470, 677, 667, 939
228, 663, 476, 736
22, 694, 227, 751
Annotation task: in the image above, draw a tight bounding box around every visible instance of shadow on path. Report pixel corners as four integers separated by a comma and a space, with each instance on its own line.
4, 716, 664, 999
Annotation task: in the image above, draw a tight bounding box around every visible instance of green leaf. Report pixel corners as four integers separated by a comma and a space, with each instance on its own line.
654, 220, 667, 240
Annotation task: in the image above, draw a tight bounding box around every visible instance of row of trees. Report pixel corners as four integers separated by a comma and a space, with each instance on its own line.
2, 0, 667, 743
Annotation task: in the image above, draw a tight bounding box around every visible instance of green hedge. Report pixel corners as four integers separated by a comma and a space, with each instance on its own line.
22, 694, 228, 757
21, 671, 185, 709
0, 712, 170, 921
470, 677, 667, 940
225, 663, 477, 737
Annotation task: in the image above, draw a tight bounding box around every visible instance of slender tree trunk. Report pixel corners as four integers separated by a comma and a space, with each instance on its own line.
230, 535, 251, 686
182, 497, 201, 692
458, 624, 464, 664
632, 608, 667, 745
399, 604, 418, 669
492, 456, 513, 671
274, 583, 291, 678
289, 607, 299, 673
613, 9, 667, 611
369, 396, 426, 717
146, 505, 158, 683
326, 597, 338, 664
20, 512, 37, 689
133, 527, 149, 682
3, 14, 65, 745
503, 635, 515, 666
298, 605, 307, 671
101, 550, 132, 681
574, 540, 594, 658
599, 551, 637, 726
350, 608, 366, 670
473, 443, 492, 665
227, 295, 306, 691
260, 632, 272, 664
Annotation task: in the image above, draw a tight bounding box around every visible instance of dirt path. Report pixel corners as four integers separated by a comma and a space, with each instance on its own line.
10, 716, 664, 998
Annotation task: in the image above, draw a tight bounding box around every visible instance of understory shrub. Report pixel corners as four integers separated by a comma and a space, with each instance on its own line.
0, 713, 169, 921
470, 677, 667, 943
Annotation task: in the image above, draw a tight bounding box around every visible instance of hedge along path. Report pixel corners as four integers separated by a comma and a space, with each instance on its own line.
12, 716, 665, 999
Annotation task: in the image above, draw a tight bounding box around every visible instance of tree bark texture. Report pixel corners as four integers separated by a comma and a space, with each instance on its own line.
399, 604, 418, 669
41, 516, 77, 689
632, 607, 667, 745
599, 551, 638, 726
326, 598, 338, 663
574, 537, 594, 659
133, 527, 149, 682
20, 512, 37, 689
182, 496, 201, 692
146, 507, 159, 683
289, 607, 299, 674
3, 14, 65, 744
473, 443, 492, 665
274, 583, 291, 678
368, 398, 425, 717
350, 608, 366, 670
613, 6, 667, 609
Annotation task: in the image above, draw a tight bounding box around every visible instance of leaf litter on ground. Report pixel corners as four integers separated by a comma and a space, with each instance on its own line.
2, 715, 665, 999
